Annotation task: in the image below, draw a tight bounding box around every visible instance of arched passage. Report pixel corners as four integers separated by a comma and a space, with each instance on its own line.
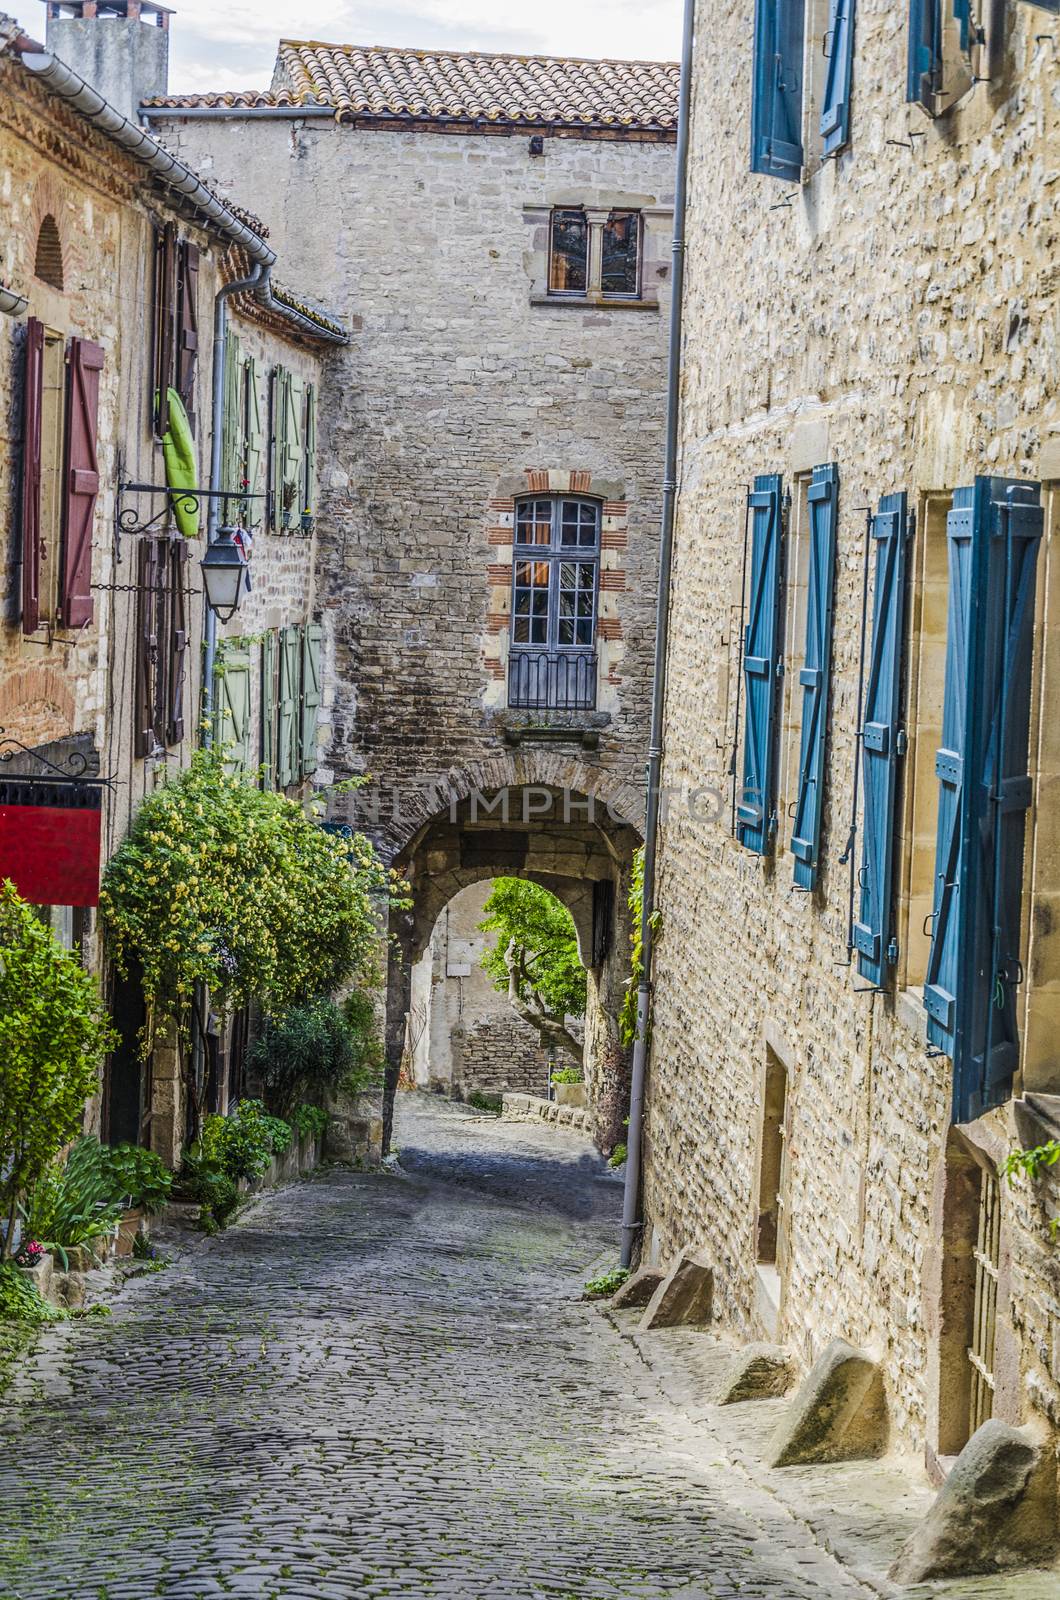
380, 778, 641, 1154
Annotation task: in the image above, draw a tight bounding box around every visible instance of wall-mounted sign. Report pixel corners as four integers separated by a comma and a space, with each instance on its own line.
0, 779, 103, 908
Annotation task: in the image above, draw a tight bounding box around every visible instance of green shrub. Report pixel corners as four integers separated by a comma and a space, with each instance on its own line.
20, 1138, 124, 1263
200, 1100, 292, 1183
551, 1067, 583, 1085
608, 1143, 628, 1169
465, 1091, 502, 1114
0, 882, 116, 1261
250, 992, 384, 1119
0, 1261, 64, 1325
584, 1266, 629, 1300
289, 1104, 329, 1140
103, 1144, 172, 1214
178, 1149, 238, 1232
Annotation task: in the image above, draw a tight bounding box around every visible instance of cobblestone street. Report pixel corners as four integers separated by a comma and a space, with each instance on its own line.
0, 1101, 894, 1599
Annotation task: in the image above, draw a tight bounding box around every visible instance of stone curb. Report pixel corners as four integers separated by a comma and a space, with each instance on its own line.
500, 1091, 591, 1134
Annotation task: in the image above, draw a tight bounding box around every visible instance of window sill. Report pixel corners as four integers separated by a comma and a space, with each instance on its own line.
529, 293, 658, 313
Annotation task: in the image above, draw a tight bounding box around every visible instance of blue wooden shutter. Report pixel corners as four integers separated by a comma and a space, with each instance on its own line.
907, 0, 942, 110
925, 478, 1043, 1124
820, 0, 855, 156
738, 475, 784, 854
791, 464, 838, 890
854, 493, 911, 986
751, 0, 806, 182
1019, 0, 1058, 11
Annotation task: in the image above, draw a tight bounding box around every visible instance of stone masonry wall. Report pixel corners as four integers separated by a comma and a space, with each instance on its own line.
151, 113, 676, 856
456, 1015, 549, 1100
641, 0, 1059, 1463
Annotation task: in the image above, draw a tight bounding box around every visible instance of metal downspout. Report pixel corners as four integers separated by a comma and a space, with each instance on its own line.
201, 261, 269, 744
620, 0, 696, 1269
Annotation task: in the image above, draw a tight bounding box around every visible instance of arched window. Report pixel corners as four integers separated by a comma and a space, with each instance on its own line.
509, 496, 600, 711
34, 215, 64, 290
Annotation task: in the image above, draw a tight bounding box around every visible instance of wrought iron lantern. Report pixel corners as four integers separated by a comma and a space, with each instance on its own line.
199, 525, 248, 622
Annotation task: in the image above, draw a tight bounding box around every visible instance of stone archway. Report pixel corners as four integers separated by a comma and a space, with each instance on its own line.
376, 770, 641, 1155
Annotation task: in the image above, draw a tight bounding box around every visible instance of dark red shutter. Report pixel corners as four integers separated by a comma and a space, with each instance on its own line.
20, 317, 45, 634
135, 536, 160, 757
177, 241, 199, 426
60, 337, 103, 629
167, 536, 189, 745
154, 222, 177, 436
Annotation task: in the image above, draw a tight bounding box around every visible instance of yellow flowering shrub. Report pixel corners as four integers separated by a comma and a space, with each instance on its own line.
99, 750, 405, 1039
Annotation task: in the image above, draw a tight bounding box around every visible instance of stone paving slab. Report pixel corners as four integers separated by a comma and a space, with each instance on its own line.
0, 1095, 1051, 1600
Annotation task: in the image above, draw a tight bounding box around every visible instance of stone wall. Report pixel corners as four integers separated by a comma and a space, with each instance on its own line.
456, 1016, 550, 1100
640, 0, 1060, 1466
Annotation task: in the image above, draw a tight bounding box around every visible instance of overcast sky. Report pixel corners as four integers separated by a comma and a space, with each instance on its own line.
10, 1, 683, 92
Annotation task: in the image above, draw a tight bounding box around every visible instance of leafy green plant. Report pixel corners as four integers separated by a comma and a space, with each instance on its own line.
1003, 1139, 1060, 1238
620, 846, 662, 1048
584, 1266, 629, 1300
479, 879, 585, 1063
19, 1138, 125, 1265
0, 882, 117, 1261
289, 1104, 329, 1141
0, 1261, 64, 1325
178, 1149, 238, 1232
250, 992, 383, 1120
608, 1143, 628, 1169
99, 750, 407, 1131
200, 1100, 292, 1184
103, 1144, 172, 1215
551, 1067, 583, 1085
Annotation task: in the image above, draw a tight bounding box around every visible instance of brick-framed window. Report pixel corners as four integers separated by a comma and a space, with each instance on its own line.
508, 496, 599, 711
548, 208, 641, 301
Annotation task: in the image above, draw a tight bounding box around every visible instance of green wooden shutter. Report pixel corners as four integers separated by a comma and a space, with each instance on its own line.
277, 626, 300, 786
214, 642, 252, 777
222, 332, 243, 500
261, 629, 277, 788
245, 358, 264, 530
304, 382, 317, 525
924, 478, 1043, 1123
791, 463, 838, 890
271, 366, 287, 532
300, 622, 322, 777
282, 375, 305, 530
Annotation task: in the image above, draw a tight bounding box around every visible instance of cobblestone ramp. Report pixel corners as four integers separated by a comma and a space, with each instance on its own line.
0, 1100, 870, 1600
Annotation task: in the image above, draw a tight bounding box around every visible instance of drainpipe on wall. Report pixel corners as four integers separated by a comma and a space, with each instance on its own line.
201, 261, 269, 743
620, 0, 696, 1270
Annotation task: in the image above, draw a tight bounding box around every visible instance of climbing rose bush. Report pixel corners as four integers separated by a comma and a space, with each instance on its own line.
99, 749, 404, 1039
0, 882, 116, 1260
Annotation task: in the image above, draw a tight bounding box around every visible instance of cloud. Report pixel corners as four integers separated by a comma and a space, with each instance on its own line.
7, 0, 682, 93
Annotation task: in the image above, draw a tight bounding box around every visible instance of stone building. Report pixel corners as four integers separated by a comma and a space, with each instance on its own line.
0, 3, 346, 1164
147, 39, 680, 1144
636, 0, 1060, 1521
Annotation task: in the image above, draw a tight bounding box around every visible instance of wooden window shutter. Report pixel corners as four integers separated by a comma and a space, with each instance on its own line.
245, 359, 265, 529
282, 375, 305, 530
214, 643, 252, 777
750, 0, 806, 182
907, 0, 942, 111
925, 478, 1043, 1123
853, 494, 912, 986
791, 463, 839, 890
222, 332, 243, 498
135, 536, 162, 757
153, 222, 178, 436
820, 0, 856, 156
60, 336, 103, 629
300, 622, 322, 777
176, 240, 200, 426
167, 537, 189, 745
260, 629, 277, 787
277, 626, 300, 786
737, 474, 784, 854
20, 317, 45, 634
304, 383, 317, 521
270, 366, 287, 532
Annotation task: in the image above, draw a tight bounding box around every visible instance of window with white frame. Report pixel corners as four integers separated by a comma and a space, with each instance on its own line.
508, 497, 600, 711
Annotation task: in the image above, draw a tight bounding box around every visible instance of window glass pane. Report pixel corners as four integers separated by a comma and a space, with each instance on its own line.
513, 617, 530, 643
516, 500, 552, 544
549, 211, 588, 294
559, 617, 575, 645
601, 211, 640, 298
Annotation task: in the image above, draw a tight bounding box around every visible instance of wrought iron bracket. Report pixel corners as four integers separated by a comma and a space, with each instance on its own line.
113, 473, 265, 561
0, 733, 115, 795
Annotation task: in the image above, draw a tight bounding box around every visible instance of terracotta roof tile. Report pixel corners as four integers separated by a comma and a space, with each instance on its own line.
147, 40, 679, 132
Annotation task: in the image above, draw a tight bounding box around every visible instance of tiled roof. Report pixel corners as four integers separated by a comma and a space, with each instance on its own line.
147, 40, 680, 132
143, 88, 306, 108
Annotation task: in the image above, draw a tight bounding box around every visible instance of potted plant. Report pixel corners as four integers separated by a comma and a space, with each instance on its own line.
551, 1067, 587, 1109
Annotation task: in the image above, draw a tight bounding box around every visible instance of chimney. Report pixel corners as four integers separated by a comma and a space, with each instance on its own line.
44, 0, 172, 120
